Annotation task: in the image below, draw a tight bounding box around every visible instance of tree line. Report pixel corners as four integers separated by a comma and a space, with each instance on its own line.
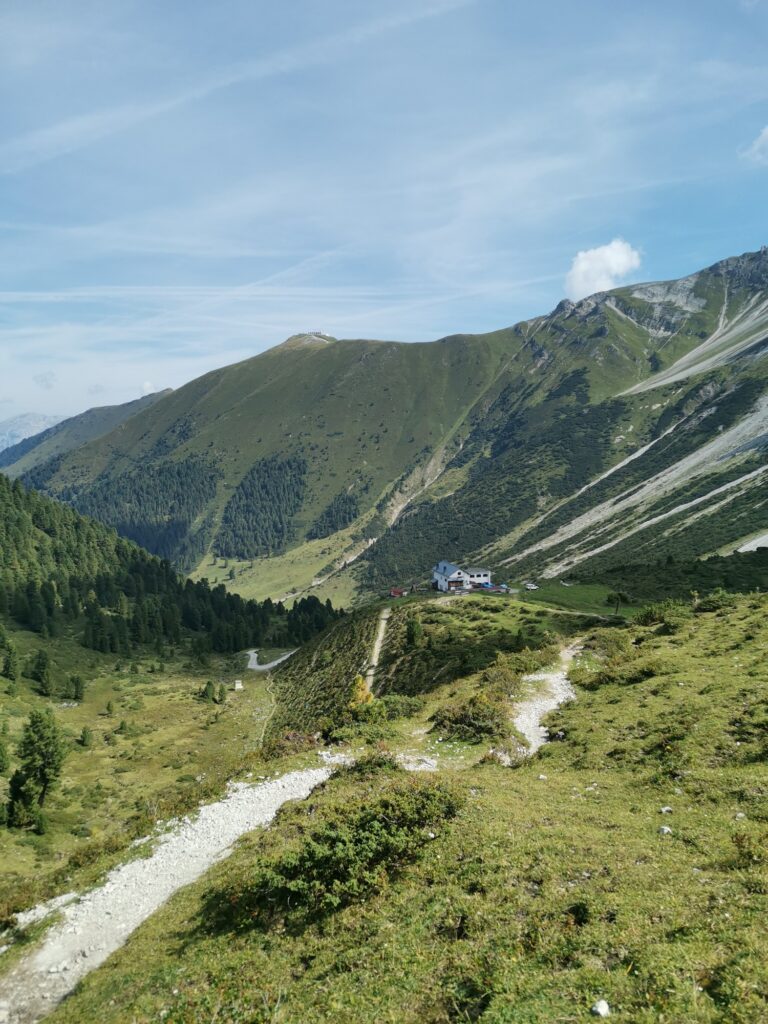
0, 474, 342, 658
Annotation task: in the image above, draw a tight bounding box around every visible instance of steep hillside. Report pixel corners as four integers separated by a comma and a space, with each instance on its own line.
0, 413, 62, 453
36, 589, 768, 1024
0, 391, 171, 477
25, 331, 516, 574
363, 249, 768, 589
22, 250, 768, 600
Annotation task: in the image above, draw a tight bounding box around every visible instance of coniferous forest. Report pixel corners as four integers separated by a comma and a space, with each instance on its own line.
307, 489, 360, 540
215, 454, 307, 559
0, 474, 341, 657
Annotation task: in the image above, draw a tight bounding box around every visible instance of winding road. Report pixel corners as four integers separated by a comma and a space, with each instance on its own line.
247, 649, 296, 672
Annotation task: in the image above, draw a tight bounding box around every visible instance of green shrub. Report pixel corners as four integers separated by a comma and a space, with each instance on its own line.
431, 690, 511, 743
582, 656, 674, 690
205, 778, 463, 929
696, 588, 737, 613
732, 829, 768, 867
341, 751, 402, 777
633, 599, 692, 634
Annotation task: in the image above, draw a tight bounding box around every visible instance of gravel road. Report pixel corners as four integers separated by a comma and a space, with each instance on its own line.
247, 649, 296, 672
364, 607, 391, 693
0, 768, 330, 1024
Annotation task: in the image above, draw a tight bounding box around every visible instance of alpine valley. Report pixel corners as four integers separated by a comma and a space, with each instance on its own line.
1, 249, 768, 1024
8, 248, 768, 605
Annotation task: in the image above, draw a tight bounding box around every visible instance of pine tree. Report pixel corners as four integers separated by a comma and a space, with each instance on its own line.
32, 649, 53, 695
7, 707, 67, 822
406, 617, 423, 648
217, 683, 227, 704
0, 737, 9, 774
2, 644, 19, 682
80, 725, 93, 748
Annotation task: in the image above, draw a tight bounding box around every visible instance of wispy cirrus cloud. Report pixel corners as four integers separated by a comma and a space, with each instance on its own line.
742, 125, 768, 165
0, 1, 473, 174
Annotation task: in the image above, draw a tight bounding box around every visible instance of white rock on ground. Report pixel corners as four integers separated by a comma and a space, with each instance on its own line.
591, 998, 611, 1017
13, 895, 78, 932
0, 767, 330, 1024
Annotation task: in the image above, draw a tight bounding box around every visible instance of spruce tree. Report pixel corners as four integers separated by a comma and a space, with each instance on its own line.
3, 644, 19, 682
7, 707, 67, 823
32, 649, 54, 695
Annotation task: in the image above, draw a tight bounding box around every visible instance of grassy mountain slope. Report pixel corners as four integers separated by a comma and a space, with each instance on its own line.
22, 250, 768, 601
27, 332, 516, 573
43, 589, 768, 1024
0, 391, 171, 477
362, 250, 768, 591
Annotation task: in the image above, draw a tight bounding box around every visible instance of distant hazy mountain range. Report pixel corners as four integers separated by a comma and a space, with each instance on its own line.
0, 413, 63, 453
8, 249, 768, 603
0, 391, 172, 477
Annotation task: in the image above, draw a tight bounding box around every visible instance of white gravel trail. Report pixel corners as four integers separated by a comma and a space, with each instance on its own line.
0, 768, 331, 1024
514, 643, 580, 753
247, 648, 297, 672
365, 607, 392, 693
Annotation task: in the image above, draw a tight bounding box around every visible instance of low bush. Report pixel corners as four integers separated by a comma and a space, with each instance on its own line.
580, 656, 674, 691
633, 599, 692, 634
431, 690, 511, 743
340, 751, 402, 777
205, 777, 463, 930
696, 587, 737, 613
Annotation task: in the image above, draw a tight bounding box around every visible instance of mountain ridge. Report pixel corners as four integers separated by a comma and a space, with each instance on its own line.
12, 247, 768, 603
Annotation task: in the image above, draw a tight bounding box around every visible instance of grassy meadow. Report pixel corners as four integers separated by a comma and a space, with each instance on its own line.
0, 623, 275, 915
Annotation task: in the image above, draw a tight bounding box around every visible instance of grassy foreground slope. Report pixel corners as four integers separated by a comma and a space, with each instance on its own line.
46, 590, 768, 1024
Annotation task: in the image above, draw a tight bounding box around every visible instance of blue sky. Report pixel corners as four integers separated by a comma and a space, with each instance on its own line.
1, 0, 767, 415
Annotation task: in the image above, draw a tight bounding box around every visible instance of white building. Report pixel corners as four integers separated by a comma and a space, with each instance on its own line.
432, 561, 469, 592
432, 561, 492, 592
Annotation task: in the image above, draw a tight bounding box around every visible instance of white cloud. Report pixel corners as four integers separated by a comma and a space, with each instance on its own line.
743, 125, 768, 165
565, 238, 642, 300
142, 380, 156, 396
